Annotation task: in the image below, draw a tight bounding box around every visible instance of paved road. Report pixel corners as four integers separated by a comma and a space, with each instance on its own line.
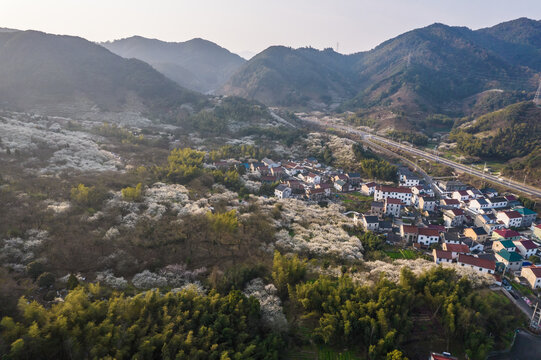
303, 118, 541, 199
488, 329, 541, 360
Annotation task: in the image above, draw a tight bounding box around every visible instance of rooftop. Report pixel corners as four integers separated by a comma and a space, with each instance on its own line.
524, 266, 541, 278
444, 243, 470, 253
493, 229, 520, 238
418, 228, 440, 237
434, 249, 453, 260
496, 249, 523, 262
497, 240, 516, 249
458, 254, 496, 270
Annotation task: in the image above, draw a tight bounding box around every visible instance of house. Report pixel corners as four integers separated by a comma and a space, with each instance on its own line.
286, 180, 304, 193
513, 207, 537, 227
384, 198, 402, 217
274, 184, 292, 199
270, 166, 285, 178
521, 266, 541, 289
464, 227, 489, 243
433, 249, 454, 264
249, 162, 265, 172
400, 224, 418, 243
467, 189, 483, 199
443, 209, 465, 227
452, 190, 470, 202
334, 180, 348, 192
442, 242, 470, 259
262, 158, 280, 168
492, 229, 521, 242
304, 172, 321, 184
332, 174, 348, 182
361, 182, 377, 196
495, 249, 523, 271
533, 224, 541, 241
475, 213, 504, 234
513, 239, 538, 259
469, 198, 490, 212
378, 220, 393, 232
457, 254, 496, 274
419, 196, 437, 212
496, 210, 523, 228
442, 230, 463, 244
440, 198, 460, 208
417, 228, 440, 246
462, 237, 484, 252
374, 185, 412, 205
315, 183, 332, 197
481, 187, 499, 198
398, 167, 420, 187
488, 197, 508, 209
305, 187, 326, 201
371, 201, 385, 218
505, 195, 521, 207
492, 240, 517, 253
438, 180, 467, 192
362, 215, 380, 232
346, 173, 361, 186
260, 175, 277, 184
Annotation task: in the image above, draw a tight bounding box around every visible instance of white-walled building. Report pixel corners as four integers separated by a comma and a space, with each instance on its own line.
374, 185, 412, 206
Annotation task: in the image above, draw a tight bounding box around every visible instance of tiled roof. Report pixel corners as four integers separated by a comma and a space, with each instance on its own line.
443, 243, 470, 253
377, 185, 412, 194
503, 210, 522, 219
386, 198, 403, 205
497, 240, 515, 249
434, 249, 453, 259
496, 249, 523, 262
516, 240, 538, 250
418, 228, 440, 237
493, 229, 520, 238
524, 266, 541, 278
441, 199, 460, 205
402, 224, 418, 234
458, 254, 496, 270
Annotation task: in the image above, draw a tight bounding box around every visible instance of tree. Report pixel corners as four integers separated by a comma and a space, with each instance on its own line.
70, 184, 91, 205
121, 183, 143, 201
66, 274, 79, 290
36, 272, 55, 288
26, 262, 45, 280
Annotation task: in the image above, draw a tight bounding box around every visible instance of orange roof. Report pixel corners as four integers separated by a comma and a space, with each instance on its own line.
402, 225, 418, 234
443, 243, 470, 253
418, 228, 440, 237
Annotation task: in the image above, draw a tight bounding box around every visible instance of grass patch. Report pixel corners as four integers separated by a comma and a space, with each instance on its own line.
385, 249, 417, 260
511, 280, 534, 296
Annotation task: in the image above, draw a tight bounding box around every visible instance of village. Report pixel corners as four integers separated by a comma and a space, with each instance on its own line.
231, 155, 541, 325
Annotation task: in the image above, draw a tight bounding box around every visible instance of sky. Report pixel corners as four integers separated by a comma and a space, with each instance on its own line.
1, 0, 541, 58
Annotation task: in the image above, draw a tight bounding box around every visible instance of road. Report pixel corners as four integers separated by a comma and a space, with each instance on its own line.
302, 117, 541, 199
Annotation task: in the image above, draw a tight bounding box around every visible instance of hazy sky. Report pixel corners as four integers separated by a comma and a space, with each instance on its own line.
2, 0, 541, 57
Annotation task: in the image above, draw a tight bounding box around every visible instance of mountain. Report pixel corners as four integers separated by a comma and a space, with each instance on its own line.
219, 46, 359, 107
102, 36, 245, 93
0, 30, 203, 117
219, 19, 540, 116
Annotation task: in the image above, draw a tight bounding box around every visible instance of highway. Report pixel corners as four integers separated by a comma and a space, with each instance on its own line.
302, 117, 541, 199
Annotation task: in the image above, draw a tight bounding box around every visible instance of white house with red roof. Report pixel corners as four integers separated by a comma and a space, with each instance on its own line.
452, 190, 470, 202
433, 249, 453, 264
496, 210, 523, 228
457, 254, 496, 274
417, 228, 440, 246
442, 242, 470, 259
384, 198, 402, 217
443, 208, 466, 227
521, 266, 541, 289
374, 185, 412, 205
400, 224, 418, 243
513, 239, 539, 258
440, 198, 461, 208
361, 182, 377, 196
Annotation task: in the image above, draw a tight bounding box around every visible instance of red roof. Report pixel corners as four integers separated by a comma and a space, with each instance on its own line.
431, 353, 458, 360
261, 176, 277, 181
505, 195, 517, 201
418, 228, 440, 237
442, 198, 460, 205
457, 190, 469, 196
434, 249, 453, 259
428, 224, 446, 232
402, 224, 418, 234
503, 210, 522, 219
458, 254, 495, 270
493, 229, 520, 238
364, 182, 377, 187
525, 266, 541, 278
386, 198, 403, 205
517, 240, 538, 250
443, 243, 470, 253
377, 185, 411, 194
448, 209, 464, 216
307, 188, 325, 194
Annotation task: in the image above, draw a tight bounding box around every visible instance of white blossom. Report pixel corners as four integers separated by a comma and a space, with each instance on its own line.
244, 278, 288, 332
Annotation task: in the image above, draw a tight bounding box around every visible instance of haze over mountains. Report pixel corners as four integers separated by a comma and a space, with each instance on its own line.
0, 30, 203, 118
102, 36, 246, 94
0, 18, 540, 124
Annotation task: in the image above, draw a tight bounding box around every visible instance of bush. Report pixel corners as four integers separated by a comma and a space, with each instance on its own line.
26, 261, 45, 280
121, 183, 143, 201
36, 272, 55, 288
